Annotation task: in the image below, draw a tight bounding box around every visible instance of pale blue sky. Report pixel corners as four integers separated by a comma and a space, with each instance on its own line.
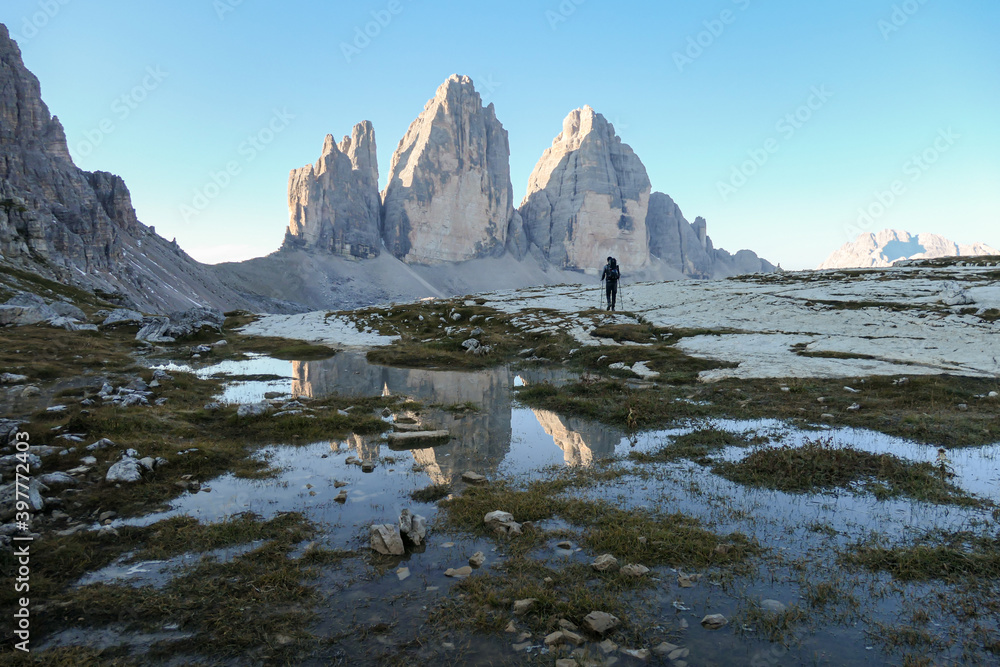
2, 0, 998, 269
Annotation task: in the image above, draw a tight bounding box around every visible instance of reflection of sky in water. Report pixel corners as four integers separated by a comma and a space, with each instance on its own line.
127, 352, 1000, 665
152, 354, 295, 404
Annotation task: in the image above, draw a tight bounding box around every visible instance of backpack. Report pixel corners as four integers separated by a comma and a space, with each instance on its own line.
607, 260, 620, 282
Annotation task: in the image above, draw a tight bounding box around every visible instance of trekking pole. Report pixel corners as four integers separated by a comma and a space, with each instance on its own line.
599, 279, 605, 310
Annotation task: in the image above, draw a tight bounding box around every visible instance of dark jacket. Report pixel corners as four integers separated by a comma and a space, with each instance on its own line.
601, 263, 620, 285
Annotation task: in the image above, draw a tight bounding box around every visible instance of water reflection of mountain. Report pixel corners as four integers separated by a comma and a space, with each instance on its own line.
531, 410, 621, 466
291, 353, 620, 482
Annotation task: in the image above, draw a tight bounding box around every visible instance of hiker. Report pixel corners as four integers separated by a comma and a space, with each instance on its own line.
600, 257, 620, 311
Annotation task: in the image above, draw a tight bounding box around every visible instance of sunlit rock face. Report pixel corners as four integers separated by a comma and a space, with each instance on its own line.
519, 106, 651, 273
381, 75, 516, 264
286, 121, 382, 258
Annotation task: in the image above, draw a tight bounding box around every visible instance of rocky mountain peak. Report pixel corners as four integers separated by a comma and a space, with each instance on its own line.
519, 106, 652, 271
381, 74, 515, 264
286, 120, 381, 258
819, 230, 999, 269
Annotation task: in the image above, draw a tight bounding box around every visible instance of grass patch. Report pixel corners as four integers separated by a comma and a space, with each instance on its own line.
345, 301, 581, 370
440, 478, 758, 569
629, 427, 766, 465
735, 602, 808, 643
713, 439, 984, 507
0, 325, 140, 381
44, 512, 330, 664
410, 483, 452, 503
429, 557, 642, 641
791, 343, 877, 361
842, 530, 1000, 581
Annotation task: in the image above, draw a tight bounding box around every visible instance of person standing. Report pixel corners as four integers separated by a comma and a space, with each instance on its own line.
601, 257, 620, 311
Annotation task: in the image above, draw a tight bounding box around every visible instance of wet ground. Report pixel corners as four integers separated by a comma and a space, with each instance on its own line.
44, 351, 1000, 665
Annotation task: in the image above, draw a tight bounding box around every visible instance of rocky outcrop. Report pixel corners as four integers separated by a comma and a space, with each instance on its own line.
381, 75, 516, 264
519, 106, 651, 272
0, 23, 265, 313
285, 122, 381, 258
645, 192, 775, 278
646, 193, 713, 278
819, 230, 999, 270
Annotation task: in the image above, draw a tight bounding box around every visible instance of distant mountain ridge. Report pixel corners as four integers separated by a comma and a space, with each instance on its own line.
819, 230, 999, 270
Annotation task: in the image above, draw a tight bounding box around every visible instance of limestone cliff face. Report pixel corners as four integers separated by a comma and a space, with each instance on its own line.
0, 23, 259, 312
381, 75, 515, 264
645, 192, 775, 278
818, 230, 999, 270
646, 192, 713, 278
285, 121, 381, 258
519, 106, 651, 272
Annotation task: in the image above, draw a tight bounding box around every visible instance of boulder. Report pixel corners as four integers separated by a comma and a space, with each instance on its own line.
621, 648, 651, 661
136, 316, 173, 343
512, 598, 537, 615
0, 420, 22, 445
47, 316, 97, 331
0, 300, 57, 327
462, 471, 487, 484
106, 457, 143, 484
398, 509, 427, 546
582, 611, 621, 635
444, 566, 473, 578
37, 472, 77, 487
591, 554, 619, 572
136, 307, 225, 343
370, 523, 405, 555
26, 479, 46, 511
101, 309, 145, 328
620, 563, 650, 577
484, 510, 523, 536
237, 402, 270, 418
700, 614, 728, 630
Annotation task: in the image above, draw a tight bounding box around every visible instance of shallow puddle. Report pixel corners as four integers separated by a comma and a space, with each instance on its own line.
103, 352, 1000, 665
